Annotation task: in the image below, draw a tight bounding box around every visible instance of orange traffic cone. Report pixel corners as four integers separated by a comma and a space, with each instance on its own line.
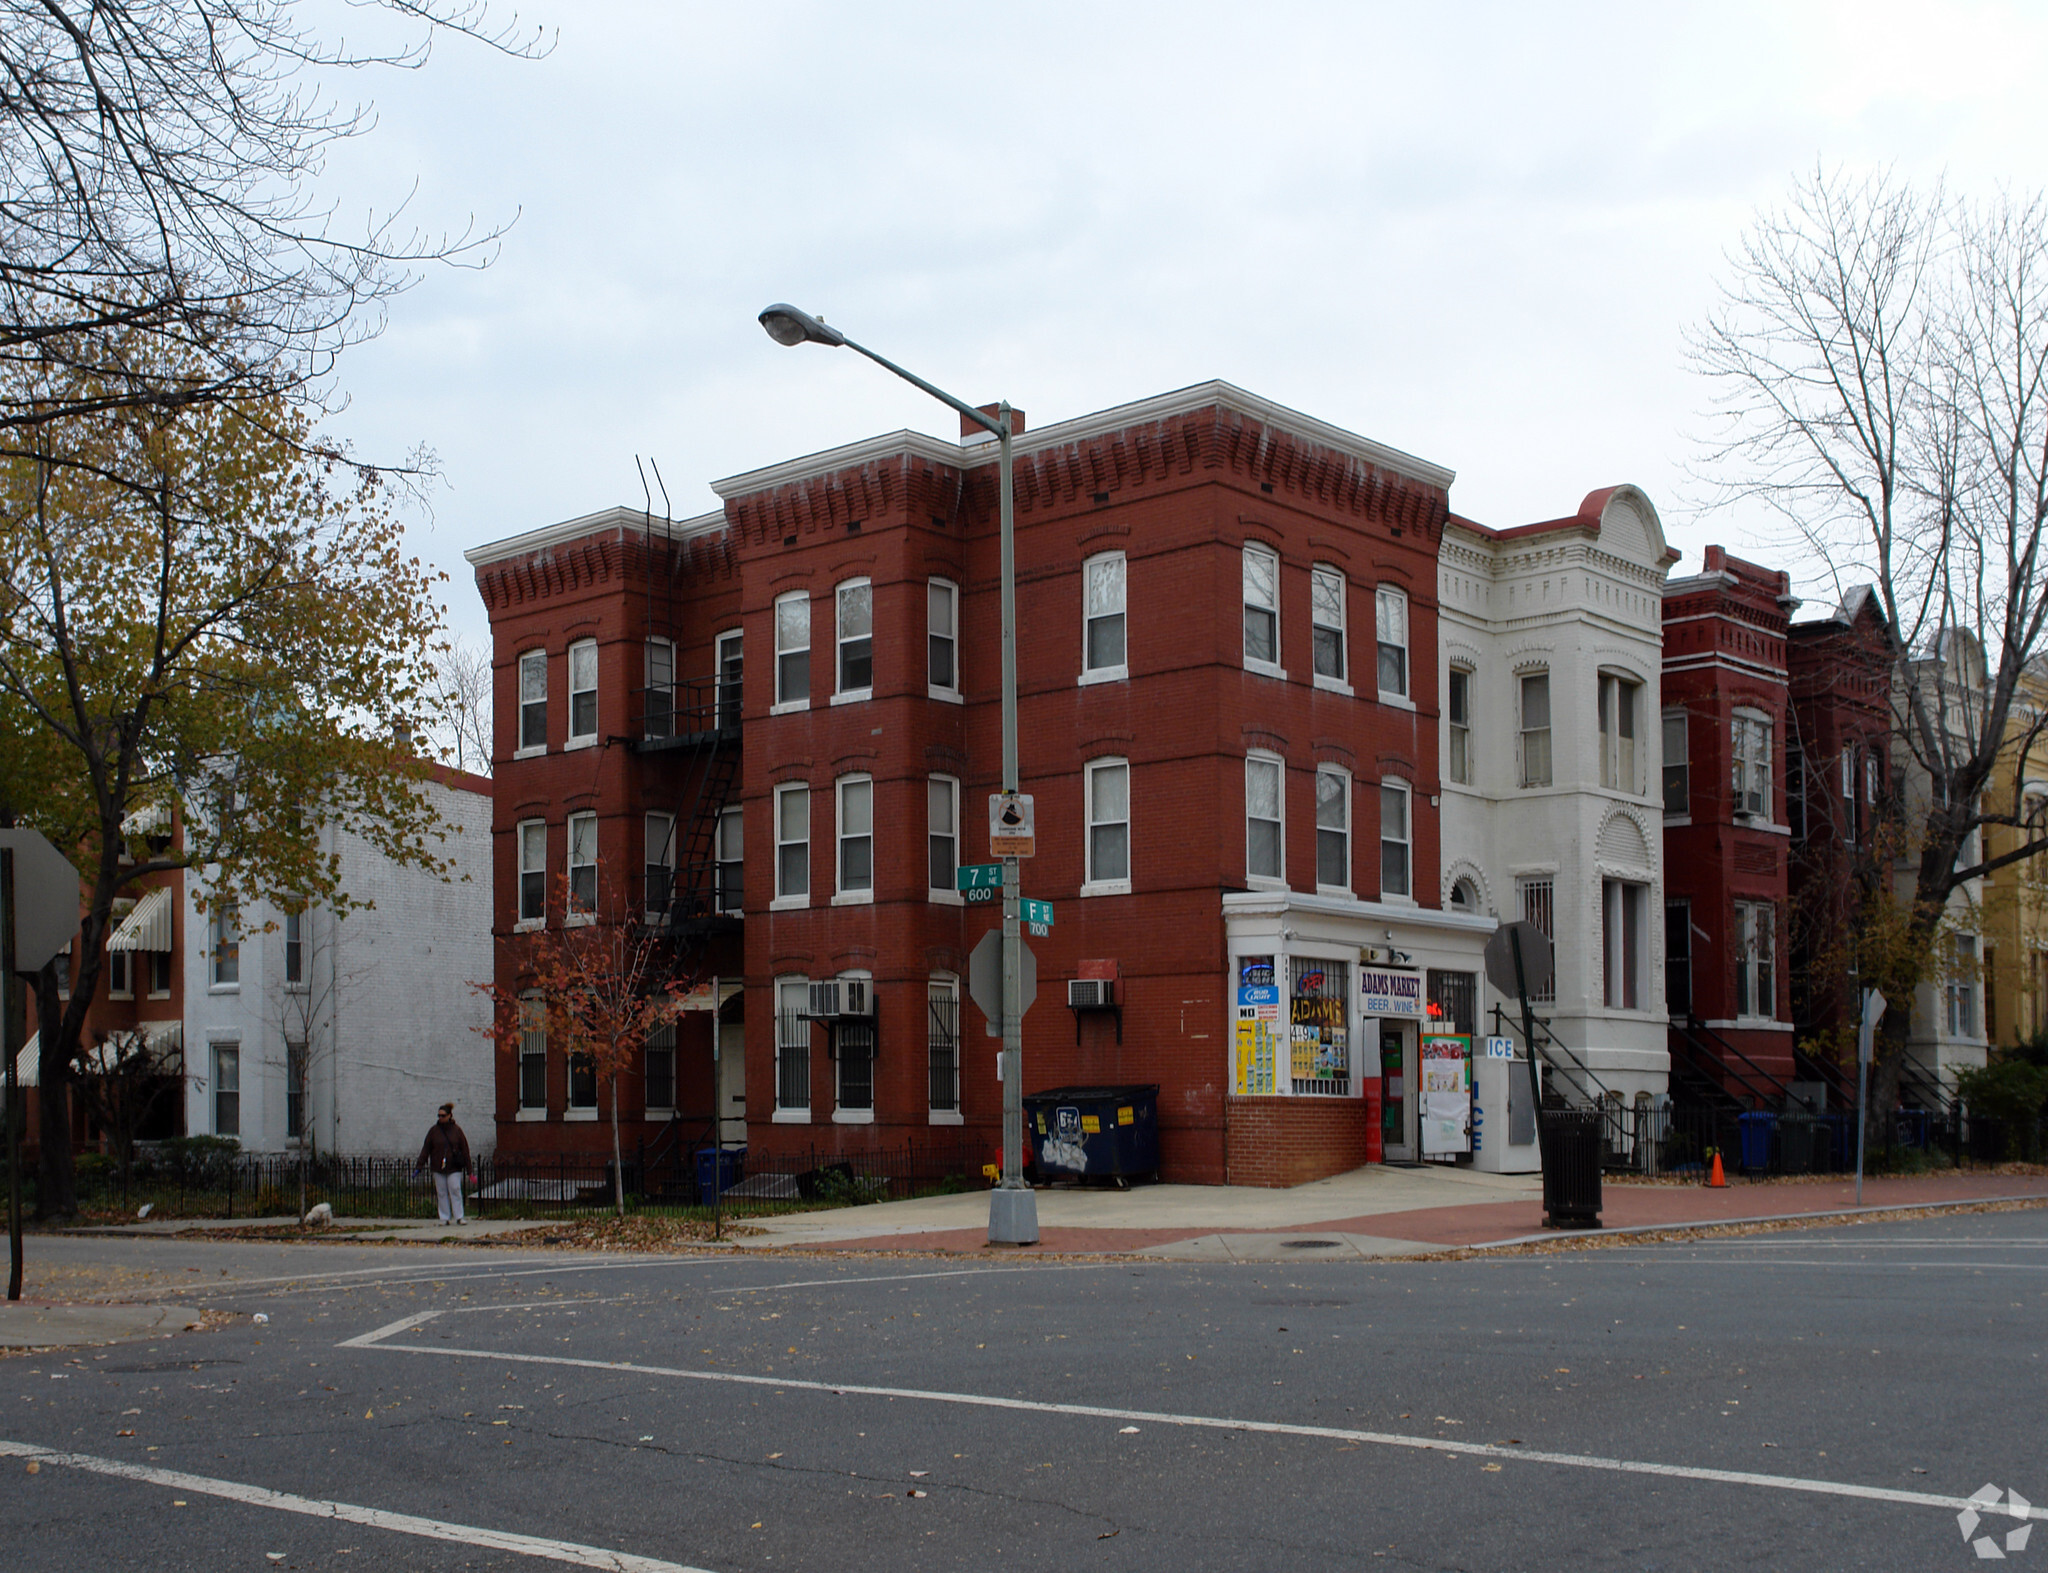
1707, 1150, 1728, 1188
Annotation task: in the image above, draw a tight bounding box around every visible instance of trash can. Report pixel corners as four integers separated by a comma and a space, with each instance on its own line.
1539, 1107, 1603, 1229
1736, 1110, 1777, 1173
1023, 1085, 1161, 1184
695, 1146, 744, 1204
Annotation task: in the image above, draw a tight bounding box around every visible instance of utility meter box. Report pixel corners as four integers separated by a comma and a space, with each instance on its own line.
1471, 1040, 1542, 1174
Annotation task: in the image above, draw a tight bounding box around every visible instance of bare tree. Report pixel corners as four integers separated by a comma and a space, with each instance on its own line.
1692, 166, 2048, 1135
1, 0, 546, 447
429, 635, 494, 777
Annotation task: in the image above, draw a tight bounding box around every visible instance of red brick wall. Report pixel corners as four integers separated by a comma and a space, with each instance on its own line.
1224, 1095, 1380, 1187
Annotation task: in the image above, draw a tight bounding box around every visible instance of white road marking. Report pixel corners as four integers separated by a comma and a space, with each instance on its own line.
1598, 1257, 2048, 1272
335, 1311, 441, 1348
0, 1438, 708, 1572
352, 1329, 2048, 1524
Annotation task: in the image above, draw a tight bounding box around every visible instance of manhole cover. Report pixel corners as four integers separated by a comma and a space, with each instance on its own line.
1283, 1239, 1341, 1250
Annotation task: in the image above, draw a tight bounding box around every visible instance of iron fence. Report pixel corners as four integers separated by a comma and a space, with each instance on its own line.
1593, 1100, 2048, 1179
56, 1140, 988, 1223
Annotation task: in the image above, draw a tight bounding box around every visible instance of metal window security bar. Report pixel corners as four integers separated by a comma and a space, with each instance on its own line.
1289, 957, 1351, 1095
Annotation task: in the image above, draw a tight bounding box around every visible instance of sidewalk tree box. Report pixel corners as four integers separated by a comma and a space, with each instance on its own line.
1023, 1085, 1160, 1184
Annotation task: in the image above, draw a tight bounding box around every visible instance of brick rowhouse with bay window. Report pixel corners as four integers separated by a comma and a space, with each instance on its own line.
470, 381, 1666, 1186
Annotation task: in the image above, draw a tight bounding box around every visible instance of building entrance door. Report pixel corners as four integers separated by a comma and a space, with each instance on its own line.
718, 1021, 746, 1147
1380, 1022, 1414, 1163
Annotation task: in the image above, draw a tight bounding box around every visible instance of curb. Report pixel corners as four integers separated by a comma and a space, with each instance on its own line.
1465, 1190, 2048, 1251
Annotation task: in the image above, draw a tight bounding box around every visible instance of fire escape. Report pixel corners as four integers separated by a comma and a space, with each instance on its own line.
633, 667, 742, 977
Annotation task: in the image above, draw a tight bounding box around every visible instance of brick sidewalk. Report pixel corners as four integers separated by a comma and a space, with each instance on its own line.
811, 1172, 2048, 1256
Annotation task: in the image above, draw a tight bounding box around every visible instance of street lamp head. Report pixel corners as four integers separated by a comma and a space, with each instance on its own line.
758, 303, 846, 349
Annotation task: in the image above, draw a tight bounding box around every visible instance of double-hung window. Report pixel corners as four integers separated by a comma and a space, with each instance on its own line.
715, 805, 744, 914
928, 579, 959, 697
1447, 667, 1473, 784
518, 650, 547, 753
644, 812, 675, 921
1084, 758, 1131, 892
1662, 712, 1689, 817
210, 903, 240, 987
1947, 935, 1979, 1038
928, 775, 959, 899
1243, 545, 1280, 670
517, 820, 546, 925
106, 944, 132, 1000
835, 579, 873, 698
836, 775, 873, 900
1316, 767, 1350, 892
1604, 880, 1649, 1010
567, 639, 598, 746
715, 629, 744, 729
928, 977, 961, 1118
1379, 782, 1411, 899
644, 1023, 676, 1115
643, 638, 674, 739
774, 592, 810, 709
1519, 671, 1552, 788
1082, 552, 1126, 679
567, 812, 597, 918
774, 783, 810, 904
775, 977, 811, 1117
286, 1040, 307, 1138
1519, 877, 1557, 1003
1311, 566, 1347, 686
834, 972, 876, 1118
1598, 673, 1640, 792
1245, 754, 1285, 885
1375, 586, 1408, 699
567, 1049, 597, 1115
1735, 901, 1775, 1019
284, 911, 304, 986
1733, 712, 1772, 818
211, 1043, 240, 1136
518, 993, 547, 1113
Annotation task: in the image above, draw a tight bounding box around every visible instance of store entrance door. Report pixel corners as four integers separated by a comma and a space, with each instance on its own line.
1380, 1021, 1415, 1163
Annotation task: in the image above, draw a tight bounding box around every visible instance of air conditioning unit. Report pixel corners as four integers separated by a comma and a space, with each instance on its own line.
807, 979, 873, 1019
806, 980, 841, 1020
1741, 788, 1765, 816
1068, 978, 1115, 1010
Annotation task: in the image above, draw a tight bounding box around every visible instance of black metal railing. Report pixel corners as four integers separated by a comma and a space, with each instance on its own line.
633, 674, 741, 746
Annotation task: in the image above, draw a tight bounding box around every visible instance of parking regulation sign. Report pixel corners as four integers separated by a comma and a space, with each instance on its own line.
989, 792, 1035, 858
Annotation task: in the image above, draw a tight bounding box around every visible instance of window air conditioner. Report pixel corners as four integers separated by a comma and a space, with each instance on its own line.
1741, 788, 1765, 816
1067, 979, 1115, 1010
807, 980, 841, 1019
840, 978, 873, 1018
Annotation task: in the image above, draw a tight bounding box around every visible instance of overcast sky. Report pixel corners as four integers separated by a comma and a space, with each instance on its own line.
308, 1, 2048, 644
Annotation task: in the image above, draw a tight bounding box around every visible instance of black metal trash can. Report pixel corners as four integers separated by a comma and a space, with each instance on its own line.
1023, 1085, 1161, 1184
1540, 1108, 1603, 1229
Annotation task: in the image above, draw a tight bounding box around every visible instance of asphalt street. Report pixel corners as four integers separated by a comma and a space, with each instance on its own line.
1, 1210, 2042, 1572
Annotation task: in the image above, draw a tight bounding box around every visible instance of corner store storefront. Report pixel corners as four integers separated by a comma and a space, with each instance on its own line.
1221, 891, 1496, 1172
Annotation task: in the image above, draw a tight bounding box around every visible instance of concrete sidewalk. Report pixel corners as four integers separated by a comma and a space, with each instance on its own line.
61, 1216, 548, 1244
736, 1165, 2048, 1257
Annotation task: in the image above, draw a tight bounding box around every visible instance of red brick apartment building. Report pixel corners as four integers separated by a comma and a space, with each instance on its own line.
470, 381, 1490, 1186
1659, 547, 1798, 1103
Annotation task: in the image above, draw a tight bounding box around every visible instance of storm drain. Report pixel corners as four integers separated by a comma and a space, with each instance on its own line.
1282, 1239, 1341, 1250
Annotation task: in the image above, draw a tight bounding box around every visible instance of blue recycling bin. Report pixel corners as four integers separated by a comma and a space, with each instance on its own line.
695, 1146, 744, 1203
1736, 1110, 1777, 1173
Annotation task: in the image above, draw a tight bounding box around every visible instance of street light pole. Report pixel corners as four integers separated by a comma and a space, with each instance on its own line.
758, 305, 1038, 1246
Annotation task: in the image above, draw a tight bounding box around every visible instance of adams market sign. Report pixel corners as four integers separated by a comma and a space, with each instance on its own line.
1359, 967, 1423, 1016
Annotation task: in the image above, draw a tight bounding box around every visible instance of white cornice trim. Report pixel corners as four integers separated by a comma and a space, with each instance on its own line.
710, 380, 1456, 501
1221, 888, 1498, 935
465, 505, 727, 569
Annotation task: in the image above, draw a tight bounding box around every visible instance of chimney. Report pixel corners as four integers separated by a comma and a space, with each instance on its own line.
961, 404, 1025, 441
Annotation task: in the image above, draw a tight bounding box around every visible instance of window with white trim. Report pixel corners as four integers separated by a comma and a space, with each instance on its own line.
1379, 781, 1411, 899
286, 1039, 307, 1139
567, 639, 598, 745
1243, 544, 1280, 669
643, 638, 674, 739
1662, 711, 1689, 817
1311, 566, 1346, 683
1598, 672, 1640, 792
1316, 767, 1350, 892
1603, 879, 1649, 1010
715, 628, 743, 729
1082, 552, 1126, 678
1947, 934, 1979, 1038
928, 975, 961, 1115
715, 805, 744, 914
1519, 877, 1556, 1003
928, 775, 959, 898
774, 783, 810, 902
645, 812, 675, 921
210, 902, 239, 987
1519, 671, 1552, 788
1733, 711, 1772, 818
834, 971, 875, 1116
1085, 758, 1131, 891
774, 592, 810, 708
775, 977, 811, 1114
517, 820, 546, 924
644, 1022, 676, 1115
518, 650, 547, 752
284, 910, 303, 986
836, 775, 873, 898
106, 945, 132, 999
928, 579, 958, 695
1245, 754, 1284, 885
567, 812, 597, 917
1735, 901, 1775, 1019
1375, 586, 1408, 698
1447, 667, 1472, 784
567, 1048, 597, 1114
518, 993, 546, 1111
836, 579, 873, 697
211, 1042, 240, 1136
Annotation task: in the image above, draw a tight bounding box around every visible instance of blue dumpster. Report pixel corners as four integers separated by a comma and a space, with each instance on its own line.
1024, 1085, 1161, 1184
696, 1146, 744, 1203
1736, 1110, 1777, 1173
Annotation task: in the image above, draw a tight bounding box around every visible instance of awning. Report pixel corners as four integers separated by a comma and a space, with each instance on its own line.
120, 803, 170, 838
7, 1021, 182, 1087
108, 887, 173, 952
